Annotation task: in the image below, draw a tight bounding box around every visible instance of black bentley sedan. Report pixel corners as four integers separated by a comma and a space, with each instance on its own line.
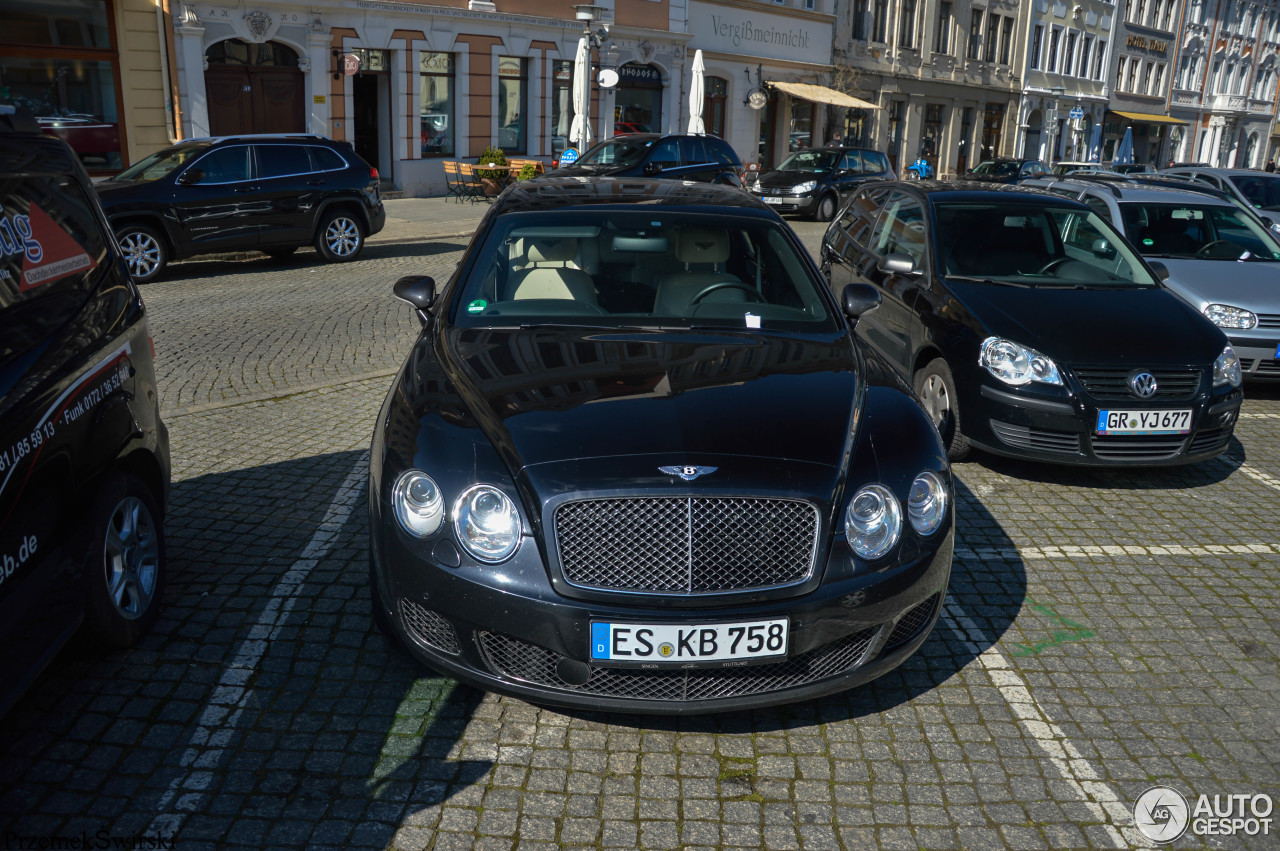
369, 178, 954, 713
821, 181, 1244, 465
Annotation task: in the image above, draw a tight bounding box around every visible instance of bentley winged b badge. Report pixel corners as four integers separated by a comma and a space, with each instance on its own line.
659, 465, 717, 481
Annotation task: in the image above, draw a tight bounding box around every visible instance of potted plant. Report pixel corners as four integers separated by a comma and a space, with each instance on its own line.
517, 162, 539, 181
476, 146, 508, 195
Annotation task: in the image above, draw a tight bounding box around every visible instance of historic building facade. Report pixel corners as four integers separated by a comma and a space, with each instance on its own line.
1105, 0, 1183, 166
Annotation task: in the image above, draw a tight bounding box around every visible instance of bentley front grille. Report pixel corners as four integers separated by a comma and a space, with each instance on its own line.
554, 497, 819, 594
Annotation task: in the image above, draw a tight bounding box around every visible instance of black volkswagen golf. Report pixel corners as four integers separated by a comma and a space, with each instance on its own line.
821, 181, 1244, 465
369, 178, 953, 713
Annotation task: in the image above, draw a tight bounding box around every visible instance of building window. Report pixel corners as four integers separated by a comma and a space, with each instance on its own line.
984, 14, 999, 62
1153, 63, 1166, 95
922, 103, 943, 166
1117, 57, 1128, 90
1, 0, 122, 172
1128, 57, 1140, 92
419, 52, 454, 157
899, 0, 917, 48
968, 8, 984, 60
1064, 32, 1077, 76
1080, 36, 1093, 78
999, 16, 1012, 65
853, 0, 870, 40
497, 56, 527, 153
887, 99, 905, 169
1094, 41, 1107, 80
1030, 25, 1044, 69
1142, 61, 1154, 94
703, 76, 727, 138
873, 0, 889, 43
935, 2, 952, 54
1047, 27, 1060, 72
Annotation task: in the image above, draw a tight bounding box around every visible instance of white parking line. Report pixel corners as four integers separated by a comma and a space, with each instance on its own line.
941, 597, 1152, 849
956, 542, 1280, 561
1231, 459, 1280, 494
1238, 412, 1280, 419
146, 455, 367, 837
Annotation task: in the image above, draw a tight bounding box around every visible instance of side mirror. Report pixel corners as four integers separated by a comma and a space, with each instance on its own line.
1091, 238, 1116, 258
643, 161, 664, 176
176, 169, 204, 185
842, 283, 881, 320
1147, 260, 1170, 282
878, 253, 919, 276
394, 275, 437, 323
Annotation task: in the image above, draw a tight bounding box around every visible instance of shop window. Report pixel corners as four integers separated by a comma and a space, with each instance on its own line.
790, 101, 815, 152
419, 52, 454, 157
703, 76, 727, 138
498, 56, 527, 153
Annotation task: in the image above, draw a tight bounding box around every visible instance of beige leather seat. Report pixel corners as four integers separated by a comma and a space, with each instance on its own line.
508, 237, 597, 304
653, 227, 743, 315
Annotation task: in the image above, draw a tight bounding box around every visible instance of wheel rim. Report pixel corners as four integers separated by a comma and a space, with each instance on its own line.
324, 217, 361, 257
820, 197, 835, 220
920, 374, 950, 429
103, 496, 159, 620
121, 231, 162, 279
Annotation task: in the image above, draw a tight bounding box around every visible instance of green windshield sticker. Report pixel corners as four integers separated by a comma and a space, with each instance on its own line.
467, 299, 487, 314
1142, 238, 1154, 246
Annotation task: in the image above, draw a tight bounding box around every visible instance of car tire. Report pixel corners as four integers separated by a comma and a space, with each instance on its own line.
264, 246, 298, 260
914, 358, 970, 461
315, 210, 365, 263
814, 193, 838, 222
116, 224, 168, 283
83, 472, 166, 648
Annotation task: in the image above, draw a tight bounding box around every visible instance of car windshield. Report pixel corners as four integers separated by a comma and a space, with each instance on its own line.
934, 201, 1159, 287
970, 161, 1018, 177
1229, 174, 1280, 211
1119, 202, 1280, 261
774, 150, 840, 172
114, 143, 209, 181
452, 210, 839, 332
573, 137, 653, 168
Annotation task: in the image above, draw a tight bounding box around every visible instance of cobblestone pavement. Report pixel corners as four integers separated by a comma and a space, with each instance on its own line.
0, 200, 1277, 850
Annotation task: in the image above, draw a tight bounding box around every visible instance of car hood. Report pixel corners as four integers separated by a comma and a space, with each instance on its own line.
964, 172, 1017, 184
947, 281, 1226, 366
757, 170, 830, 188
549, 162, 633, 178
438, 327, 859, 471
93, 178, 153, 204
1157, 258, 1280, 312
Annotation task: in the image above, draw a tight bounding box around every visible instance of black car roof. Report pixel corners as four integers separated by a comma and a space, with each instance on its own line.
882, 179, 1091, 208
492, 176, 771, 214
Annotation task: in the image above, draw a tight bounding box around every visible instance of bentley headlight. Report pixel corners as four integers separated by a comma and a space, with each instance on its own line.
793, 180, 817, 193
392, 471, 445, 537
454, 485, 521, 562
845, 484, 902, 560
907, 472, 948, 536
1214, 344, 1243, 388
979, 337, 1063, 386
1203, 303, 1257, 330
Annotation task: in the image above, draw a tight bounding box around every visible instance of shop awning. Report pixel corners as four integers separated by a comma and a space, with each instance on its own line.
767, 81, 880, 110
1109, 110, 1188, 125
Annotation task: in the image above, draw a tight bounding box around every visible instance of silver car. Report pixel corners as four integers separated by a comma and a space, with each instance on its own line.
1020, 176, 1280, 380
1159, 166, 1280, 232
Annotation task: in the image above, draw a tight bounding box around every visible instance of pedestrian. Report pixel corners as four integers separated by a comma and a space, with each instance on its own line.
1266, 160, 1276, 172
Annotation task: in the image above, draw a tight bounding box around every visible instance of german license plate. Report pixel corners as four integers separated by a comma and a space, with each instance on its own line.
1274, 342, 1280, 358
590, 619, 788, 665
1096, 409, 1192, 435
762, 196, 784, 205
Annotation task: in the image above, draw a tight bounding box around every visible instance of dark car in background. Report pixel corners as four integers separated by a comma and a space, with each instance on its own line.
549, 133, 744, 187
0, 106, 170, 717
820, 181, 1243, 465
95, 134, 386, 283
966, 158, 1050, 184
369, 177, 953, 713
749, 146, 894, 221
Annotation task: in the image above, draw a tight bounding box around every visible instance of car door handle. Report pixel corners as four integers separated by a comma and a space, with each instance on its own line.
308, 178, 326, 186
233, 184, 260, 193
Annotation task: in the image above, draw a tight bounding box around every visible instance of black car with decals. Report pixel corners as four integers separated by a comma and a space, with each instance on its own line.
0, 106, 171, 716
368, 177, 953, 713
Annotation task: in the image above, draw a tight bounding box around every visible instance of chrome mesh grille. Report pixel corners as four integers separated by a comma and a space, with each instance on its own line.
477, 628, 879, 702
555, 497, 819, 594
400, 599, 461, 655
1072, 368, 1202, 401
884, 593, 940, 651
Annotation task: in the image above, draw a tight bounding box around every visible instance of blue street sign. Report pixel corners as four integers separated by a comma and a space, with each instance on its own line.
1069, 106, 1084, 120
560, 148, 580, 165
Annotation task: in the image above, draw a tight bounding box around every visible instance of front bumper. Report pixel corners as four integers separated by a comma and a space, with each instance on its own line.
753, 192, 817, 216
1228, 337, 1280, 380
964, 374, 1242, 466
371, 521, 953, 714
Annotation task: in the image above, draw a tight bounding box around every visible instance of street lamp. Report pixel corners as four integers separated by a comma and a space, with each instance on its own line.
571, 5, 614, 145
1047, 85, 1064, 164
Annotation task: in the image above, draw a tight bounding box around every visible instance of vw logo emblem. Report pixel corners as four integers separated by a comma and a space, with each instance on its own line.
1130, 372, 1158, 398
659, 465, 717, 481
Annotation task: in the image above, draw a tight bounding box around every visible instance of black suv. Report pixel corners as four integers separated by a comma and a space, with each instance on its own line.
549, 133, 744, 187
749, 146, 894, 221
0, 106, 171, 716
96, 134, 386, 283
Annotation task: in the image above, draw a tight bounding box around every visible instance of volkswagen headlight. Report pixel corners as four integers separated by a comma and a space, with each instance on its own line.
979, 337, 1063, 386
749, 182, 763, 193
1203, 303, 1257, 330
793, 180, 817, 194
907, 472, 948, 536
1214, 344, 1243, 388
844, 484, 902, 560
453, 485, 521, 562
392, 471, 445, 537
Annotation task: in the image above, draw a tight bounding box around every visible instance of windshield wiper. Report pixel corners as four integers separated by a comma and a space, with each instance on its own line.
945, 274, 1031, 287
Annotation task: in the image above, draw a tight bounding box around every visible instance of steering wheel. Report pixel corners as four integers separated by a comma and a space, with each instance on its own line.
1195, 239, 1239, 258
689, 282, 763, 305
1035, 257, 1073, 275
